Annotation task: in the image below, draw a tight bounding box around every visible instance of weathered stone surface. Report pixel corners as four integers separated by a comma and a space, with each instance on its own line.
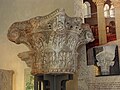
0, 69, 14, 90
8, 8, 94, 75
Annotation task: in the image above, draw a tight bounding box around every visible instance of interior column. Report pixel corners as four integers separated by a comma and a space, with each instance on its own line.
93, 0, 107, 44
111, 0, 120, 40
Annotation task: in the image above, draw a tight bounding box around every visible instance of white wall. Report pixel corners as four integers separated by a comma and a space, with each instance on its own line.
0, 0, 74, 90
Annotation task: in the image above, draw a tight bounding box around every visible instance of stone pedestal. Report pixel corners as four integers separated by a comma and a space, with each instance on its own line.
34, 74, 73, 90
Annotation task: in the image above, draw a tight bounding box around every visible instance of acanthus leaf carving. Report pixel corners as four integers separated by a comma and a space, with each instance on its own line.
8, 8, 94, 75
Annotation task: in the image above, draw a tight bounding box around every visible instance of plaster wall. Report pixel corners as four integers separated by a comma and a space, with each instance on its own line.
0, 0, 74, 90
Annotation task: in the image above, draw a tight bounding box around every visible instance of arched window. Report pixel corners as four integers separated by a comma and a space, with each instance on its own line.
110, 5, 115, 17
104, 4, 110, 18
83, 1, 91, 18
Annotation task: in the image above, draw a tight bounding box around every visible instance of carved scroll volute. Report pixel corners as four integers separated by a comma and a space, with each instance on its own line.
8, 9, 94, 75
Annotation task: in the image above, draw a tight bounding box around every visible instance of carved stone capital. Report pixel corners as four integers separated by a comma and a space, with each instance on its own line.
93, 0, 105, 6
8, 9, 94, 75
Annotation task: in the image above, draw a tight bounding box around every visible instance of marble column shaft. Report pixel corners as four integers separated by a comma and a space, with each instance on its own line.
93, 0, 107, 44
111, 0, 120, 39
